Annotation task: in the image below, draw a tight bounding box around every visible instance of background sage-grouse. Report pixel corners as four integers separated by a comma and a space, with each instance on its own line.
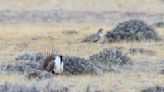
82, 28, 103, 42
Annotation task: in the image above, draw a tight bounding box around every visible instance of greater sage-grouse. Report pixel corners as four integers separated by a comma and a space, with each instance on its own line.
39, 51, 63, 75
82, 28, 103, 42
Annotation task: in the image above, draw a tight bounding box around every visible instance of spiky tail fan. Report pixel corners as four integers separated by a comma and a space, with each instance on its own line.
38, 50, 59, 72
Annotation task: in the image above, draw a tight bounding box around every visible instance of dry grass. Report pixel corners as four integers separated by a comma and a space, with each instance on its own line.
0, 0, 164, 13
0, 23, 164, 92
0, 0, 164, 91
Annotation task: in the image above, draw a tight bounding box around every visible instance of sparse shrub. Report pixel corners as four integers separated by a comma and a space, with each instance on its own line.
63, 56, 102, 75
62, 30, 78, 35
89, 48, 132, 71
129, 48, 155, 55
2, 53, 102, 78
105, 19, 160, 42
0, 81, 69, 92
0, 61, 51, 79
141, 86, 164, 92
2, 48, 133, 77
86, 85, 103, 92
31, 35, 54, 40
1, 62, 39, 73
15, 53, 43, 62
24, 69, 51, 79
0, 64, 16, 73
153, 22, 164, 28
161, 70, 164, 74
16, 53, 102, 75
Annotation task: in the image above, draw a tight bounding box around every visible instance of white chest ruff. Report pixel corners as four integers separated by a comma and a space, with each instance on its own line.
99, 33, 103, 38
54, 56, 63, 73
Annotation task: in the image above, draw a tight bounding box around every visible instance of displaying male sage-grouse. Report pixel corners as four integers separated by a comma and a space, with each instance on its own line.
39, 51, 64, 75
82, 28, 103, 42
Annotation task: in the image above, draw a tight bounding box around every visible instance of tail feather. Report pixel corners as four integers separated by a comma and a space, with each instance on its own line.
38, 50, 58, 72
